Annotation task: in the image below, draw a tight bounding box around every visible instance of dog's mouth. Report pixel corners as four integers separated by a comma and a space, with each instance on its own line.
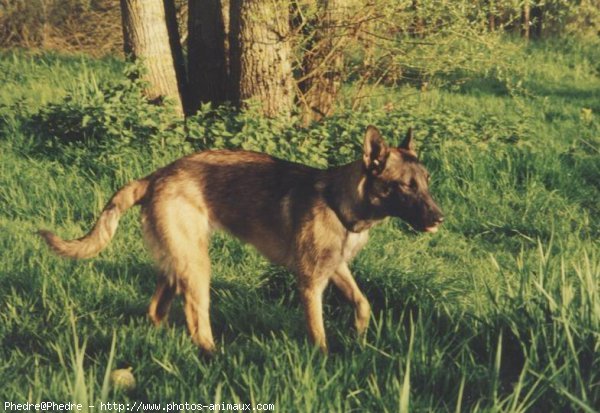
405, 215, 444, 234
422, 218, 443, 233
409, 223, 440, 233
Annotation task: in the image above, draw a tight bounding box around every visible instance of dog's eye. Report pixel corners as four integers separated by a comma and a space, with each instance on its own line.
380, 184, 392, 196
397, 181, 409, 191
375, 180, 393, 197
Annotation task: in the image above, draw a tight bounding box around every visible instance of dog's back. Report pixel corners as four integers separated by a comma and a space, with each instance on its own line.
144, 150, 331, 267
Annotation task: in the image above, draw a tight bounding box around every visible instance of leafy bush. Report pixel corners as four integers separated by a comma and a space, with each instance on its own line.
24, 71, 535, 179
23, 67, 188, 171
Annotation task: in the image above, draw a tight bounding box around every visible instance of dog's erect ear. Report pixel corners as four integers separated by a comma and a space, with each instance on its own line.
363, 125, 389, 174
399, 127, 415, 152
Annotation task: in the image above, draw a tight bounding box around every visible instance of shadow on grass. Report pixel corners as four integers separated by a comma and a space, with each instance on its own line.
4, 256, 530, 399
455, 77, 511, 97
524, 81, 600, 104
444, 72, 600, 108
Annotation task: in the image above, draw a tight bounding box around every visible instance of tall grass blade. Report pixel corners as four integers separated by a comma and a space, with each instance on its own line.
399, 314, 414, 413
100, 331, 117, 403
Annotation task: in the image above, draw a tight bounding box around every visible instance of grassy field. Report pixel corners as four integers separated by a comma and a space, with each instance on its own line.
0, 39, 599, 412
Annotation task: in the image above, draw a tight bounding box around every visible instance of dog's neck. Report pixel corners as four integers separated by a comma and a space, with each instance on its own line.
324, 160, 379, 233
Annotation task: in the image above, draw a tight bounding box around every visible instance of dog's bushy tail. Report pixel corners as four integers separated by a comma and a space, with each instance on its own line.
39, 179, 149, 259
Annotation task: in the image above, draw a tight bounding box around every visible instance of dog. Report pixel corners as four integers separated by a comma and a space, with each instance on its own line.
39, 125, 443, 353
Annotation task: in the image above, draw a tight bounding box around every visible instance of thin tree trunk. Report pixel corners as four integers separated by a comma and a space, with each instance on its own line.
488, 0, 496, 31
164, 0, 188, 113
531, 3, 543, 38
229, 0, 294, 117
188, 0, 229, 113
40, 0, 50, 48
121, 0, 185, 115
300, 0, 345, 124
521, 0, 530, 40
489, 13, 496, 32
411, 0, 425, 38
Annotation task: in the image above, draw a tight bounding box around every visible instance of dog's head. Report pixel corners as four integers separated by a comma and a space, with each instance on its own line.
361, 125, 444, 233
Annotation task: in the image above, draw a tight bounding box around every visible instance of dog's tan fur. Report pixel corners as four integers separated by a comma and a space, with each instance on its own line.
39, 126, 443, 353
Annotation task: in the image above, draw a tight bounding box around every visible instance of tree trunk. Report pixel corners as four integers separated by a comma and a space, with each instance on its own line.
411, 0, 425, 38
521, 0, 530, 39
229, 0, 294, 117
531, 3, 543, 38
121, 0, 185, 115
188, 0, 229, 113
299, 0, 346, 125
487, 0, 496, 31
164, 0, 188, 113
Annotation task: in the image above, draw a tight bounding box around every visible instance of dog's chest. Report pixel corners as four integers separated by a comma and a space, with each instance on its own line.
341, 230, 369, 262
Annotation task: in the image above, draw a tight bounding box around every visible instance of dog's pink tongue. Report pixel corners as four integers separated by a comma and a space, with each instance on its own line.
424, 225, 439, 233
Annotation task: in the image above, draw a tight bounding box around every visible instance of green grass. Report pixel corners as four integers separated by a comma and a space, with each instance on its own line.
1, 41, 599, 412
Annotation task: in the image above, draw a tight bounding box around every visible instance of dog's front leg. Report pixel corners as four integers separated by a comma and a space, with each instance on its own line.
299, 274, 330, 352
331, 263, 371, 336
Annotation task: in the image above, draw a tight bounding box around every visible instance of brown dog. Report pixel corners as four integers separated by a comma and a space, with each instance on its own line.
39, 126, 443, 353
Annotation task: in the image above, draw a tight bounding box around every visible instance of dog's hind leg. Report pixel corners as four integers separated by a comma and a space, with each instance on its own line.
331, 263, 371, 336
142, 195, 215, 353
148, 277, 176, 326
180, 248, 214, 353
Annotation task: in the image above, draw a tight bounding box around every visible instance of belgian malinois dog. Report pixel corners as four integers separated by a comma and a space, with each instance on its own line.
39, 126, 443, 353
